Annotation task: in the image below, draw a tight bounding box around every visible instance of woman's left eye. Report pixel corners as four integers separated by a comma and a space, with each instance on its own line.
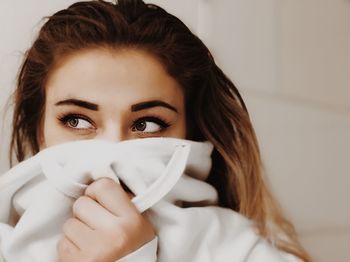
132, 117, 170, 134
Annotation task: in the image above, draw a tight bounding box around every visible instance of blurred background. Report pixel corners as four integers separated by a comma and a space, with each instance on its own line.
0, 0, 349, 261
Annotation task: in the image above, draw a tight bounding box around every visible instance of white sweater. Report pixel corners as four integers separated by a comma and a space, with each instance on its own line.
0, 138, 300, 262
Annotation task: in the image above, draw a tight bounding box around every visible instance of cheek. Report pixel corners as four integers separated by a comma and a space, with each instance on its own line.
40, 108, 67, 149
180, 119, 187, 139
171, 115, 187, 139
40, 112, 56, 149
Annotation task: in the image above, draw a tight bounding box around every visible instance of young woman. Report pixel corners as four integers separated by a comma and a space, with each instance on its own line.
6, 0, 310, 261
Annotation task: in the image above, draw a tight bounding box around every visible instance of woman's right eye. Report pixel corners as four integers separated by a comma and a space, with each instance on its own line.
58, 114, 95, 130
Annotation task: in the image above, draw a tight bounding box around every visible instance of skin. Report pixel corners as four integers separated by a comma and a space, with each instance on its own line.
40, 47, 186, 261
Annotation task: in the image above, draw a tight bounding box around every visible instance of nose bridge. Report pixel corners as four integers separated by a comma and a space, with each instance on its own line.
97, 120, 124, 143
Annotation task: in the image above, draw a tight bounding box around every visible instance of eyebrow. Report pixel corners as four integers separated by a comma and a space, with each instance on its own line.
55, 99, 178, 113
55, 99, 99, 111
131, 100, 178, 113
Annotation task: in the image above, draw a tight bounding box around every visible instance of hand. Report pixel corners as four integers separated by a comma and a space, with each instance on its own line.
57, 177, 155, 262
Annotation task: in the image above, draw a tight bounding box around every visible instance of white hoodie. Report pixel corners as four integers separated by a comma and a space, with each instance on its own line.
0, 137, 300, 262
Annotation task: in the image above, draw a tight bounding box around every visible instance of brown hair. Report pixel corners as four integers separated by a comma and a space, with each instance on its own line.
10, 0, 310, 260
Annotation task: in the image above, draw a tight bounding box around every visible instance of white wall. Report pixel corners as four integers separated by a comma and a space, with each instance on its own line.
1, 0, 349, 260
0, 0, 82, 172
197, 0, 350, 261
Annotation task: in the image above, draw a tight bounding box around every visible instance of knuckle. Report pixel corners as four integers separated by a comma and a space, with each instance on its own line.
87, 178, 115, 194
96, 177, 115, 188
123, 220, 139, 237
57, 238, 70, 253
62, 218, 75, 234
130, 216, 144, 231
128, 213, 144, 229
72, 196, 90, 214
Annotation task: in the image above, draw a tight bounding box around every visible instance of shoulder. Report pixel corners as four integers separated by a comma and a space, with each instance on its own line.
247, 237, 303, 262
205, 206, 302, 261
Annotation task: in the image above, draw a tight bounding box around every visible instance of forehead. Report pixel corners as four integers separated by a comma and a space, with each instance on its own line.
45, 48, 184, 110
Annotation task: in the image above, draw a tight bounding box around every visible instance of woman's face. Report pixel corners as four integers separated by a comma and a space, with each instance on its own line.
40, 48, 186, 149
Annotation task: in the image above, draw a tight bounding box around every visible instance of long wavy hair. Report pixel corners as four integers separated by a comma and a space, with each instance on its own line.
9, 0, 310, 260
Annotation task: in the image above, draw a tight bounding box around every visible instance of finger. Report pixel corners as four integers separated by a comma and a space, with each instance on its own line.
57, 237, 81, 261
84, 178, 138, 217
62, 218, 94, 249
72, 195, 117, 230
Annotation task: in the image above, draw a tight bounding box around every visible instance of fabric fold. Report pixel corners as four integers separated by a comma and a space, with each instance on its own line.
0, 138, 213, 261
0, 137, 295, 261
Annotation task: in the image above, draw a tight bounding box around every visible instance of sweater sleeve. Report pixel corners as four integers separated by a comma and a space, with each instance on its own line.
246, 238, 303, 262
117, 236, 158, 262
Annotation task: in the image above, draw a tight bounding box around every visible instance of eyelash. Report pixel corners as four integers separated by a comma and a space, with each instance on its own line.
58, 113, 95, 131
131, 116, 171, 133
57, 113, 171, 134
